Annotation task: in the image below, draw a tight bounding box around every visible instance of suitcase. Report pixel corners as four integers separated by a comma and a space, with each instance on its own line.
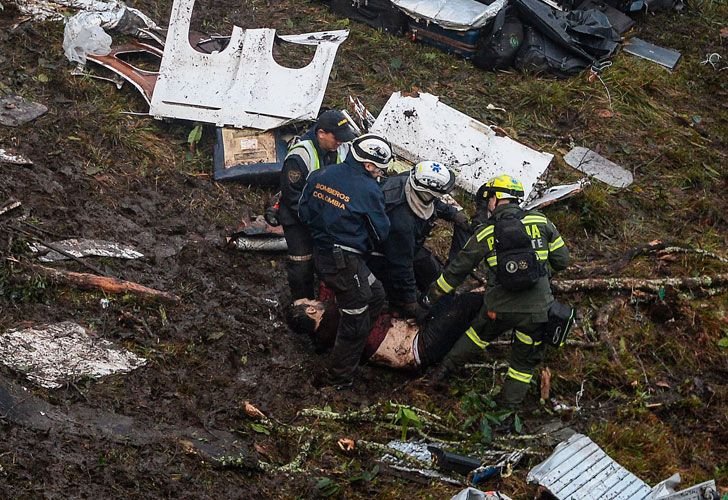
408, 20, 483, 58
328, 0, 409, 35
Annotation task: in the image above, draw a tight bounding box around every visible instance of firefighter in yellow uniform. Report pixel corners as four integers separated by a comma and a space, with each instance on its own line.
427, 175, 569, 408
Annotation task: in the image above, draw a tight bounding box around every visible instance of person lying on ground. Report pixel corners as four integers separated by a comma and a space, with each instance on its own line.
285, 290, 483, 373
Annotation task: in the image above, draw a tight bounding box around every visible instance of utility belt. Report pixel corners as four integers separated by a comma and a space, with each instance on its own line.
315, 245, 364, 273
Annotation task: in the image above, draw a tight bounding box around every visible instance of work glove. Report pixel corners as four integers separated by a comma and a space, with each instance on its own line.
425, 282, 446, 306
451, 210, 471, 232
399, 301, 429, 325
264, 192, 281, 227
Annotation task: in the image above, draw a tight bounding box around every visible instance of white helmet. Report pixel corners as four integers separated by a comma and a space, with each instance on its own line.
410, 161, 455, 197
351, 134, 393, 171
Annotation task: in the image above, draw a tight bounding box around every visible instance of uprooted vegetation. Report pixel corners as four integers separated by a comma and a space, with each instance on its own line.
0, 0, 727, 497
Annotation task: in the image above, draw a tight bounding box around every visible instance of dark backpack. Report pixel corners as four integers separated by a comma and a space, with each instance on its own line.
493, 212, 542, 291
515, 26, 592, 78
327, 0, 409, 35
473, 4, 524, 70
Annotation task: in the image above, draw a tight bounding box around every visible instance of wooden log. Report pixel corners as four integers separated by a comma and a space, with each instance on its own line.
552, 274, 728, 294
17, 260, 180, 303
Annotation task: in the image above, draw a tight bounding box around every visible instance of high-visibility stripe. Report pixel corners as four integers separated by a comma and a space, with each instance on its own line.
465, 327, 489, 350
486, 255, 498, 267
515, 330, 542, 346
521, 215, 547, 225
536, 250, 549, 261
507, 367, 532, 383
287, 141, 321, 171
436, 275, 453, 293
549, 237, 565, 252
476, 225, 495, 242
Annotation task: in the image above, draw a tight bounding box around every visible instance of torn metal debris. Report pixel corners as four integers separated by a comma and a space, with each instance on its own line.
0, 321, 147, 389
370, 92, 553, 196
451, 488, 513, 500
28, 238, 144, 262
0, 95, 48, 127
524, 179, 590, 210
149, 0, 348, 129
564, 147, 633, 188
392, 0, 507, 31
623, 37, 681, 70
227, 217, 286, 252
0, 148, 33, 165
528, 433, 719, 499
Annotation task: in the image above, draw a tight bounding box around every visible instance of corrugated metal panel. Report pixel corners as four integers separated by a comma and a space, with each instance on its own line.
527, 434, 652, 500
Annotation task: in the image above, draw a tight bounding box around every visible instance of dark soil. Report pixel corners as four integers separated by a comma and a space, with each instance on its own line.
1, 0, 726, 498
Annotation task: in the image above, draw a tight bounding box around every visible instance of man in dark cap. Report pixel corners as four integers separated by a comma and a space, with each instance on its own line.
278, 110, 359, 301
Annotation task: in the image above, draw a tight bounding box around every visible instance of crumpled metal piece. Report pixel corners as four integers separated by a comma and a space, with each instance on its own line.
28, 238, 144, 262
0, 95, 48, 127
392, 0, 507, 31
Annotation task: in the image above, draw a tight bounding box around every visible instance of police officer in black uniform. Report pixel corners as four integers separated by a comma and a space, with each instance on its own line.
279, 110, 358, 300
299, 134, 393, 388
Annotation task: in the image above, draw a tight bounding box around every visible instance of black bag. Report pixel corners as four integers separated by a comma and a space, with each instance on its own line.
545, 301, 575, 347
493, 212, 541, 291
328, 0, 409, 35
473, 4, 524, 70
515, 26, 591, 78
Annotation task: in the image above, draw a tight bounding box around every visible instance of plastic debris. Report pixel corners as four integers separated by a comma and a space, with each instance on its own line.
227, 217, 286, 252
524, 179, 590, 210
563, 147, 633, 188
623, 37, 681, 70
0, 321, 147, 389
451, 488, 513, 500
0, 95, 48, 127
370, 92, 553, 196
528, 433, 719, 499
28, 238, 144, 262
392, 0, 507, 31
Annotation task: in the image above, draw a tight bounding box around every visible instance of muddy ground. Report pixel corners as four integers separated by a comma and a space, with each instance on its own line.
1, 0, 727, 497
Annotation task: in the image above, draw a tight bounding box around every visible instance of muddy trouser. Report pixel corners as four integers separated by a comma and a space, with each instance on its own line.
416, 292, 483, 369
447, 224, 472, 263
442, 305, 548, 408
282, 223, 315, 300
314, 249, 385, 384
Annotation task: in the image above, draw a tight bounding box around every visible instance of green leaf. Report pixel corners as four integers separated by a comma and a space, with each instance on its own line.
187, 124, 203, 145
480, 417, 493, 444
285, 18, 294, 29
390, 58, 402, 70
658, 287, 666, 301
315, 477, 340, 497
36, 73, 49, 83
250, 423, 270, 435
424, 52, 438, 61
514, 414, 523, 434
718, 337, 728, 348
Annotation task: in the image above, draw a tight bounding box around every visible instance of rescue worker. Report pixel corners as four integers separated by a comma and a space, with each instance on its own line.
426, 174, 570, 408
368, 161, 470, 322
278, 110, 358, 301
298, 134, 393, 388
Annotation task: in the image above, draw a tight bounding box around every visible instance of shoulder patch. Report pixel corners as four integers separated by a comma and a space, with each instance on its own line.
288, 168, 302, 184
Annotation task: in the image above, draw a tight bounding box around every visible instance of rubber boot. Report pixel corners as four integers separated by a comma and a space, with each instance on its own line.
500, 377, 530, 410
286, 259, 315, 300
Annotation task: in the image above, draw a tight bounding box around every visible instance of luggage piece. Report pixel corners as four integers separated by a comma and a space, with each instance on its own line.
576, 0, 635, 35
408, 20, 483, 58
515, 26, 591, 78
472, 4, 524, 70
328, 0, 409, 34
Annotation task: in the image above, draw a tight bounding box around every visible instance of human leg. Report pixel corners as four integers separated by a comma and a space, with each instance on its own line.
283, 223, 315, 300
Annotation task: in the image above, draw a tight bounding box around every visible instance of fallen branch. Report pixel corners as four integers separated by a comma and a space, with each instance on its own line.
657, 246, 728, 264
0, 199, 21, 217
553, 274, 728, 293
12, 259, 179, 303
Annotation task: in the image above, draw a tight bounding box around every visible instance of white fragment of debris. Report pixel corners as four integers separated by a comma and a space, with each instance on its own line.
523, 179, 590, 210
0, 321, 147, 389
12, 0, 157, 25
528, 433, 719, 499
392, 0, 507, 31
370, 92, 553, 196
150, 0, 348, 130
451, 487, 513, 500
563, 147, 633, 188
0, 148, 33, 165
28, 238, 144, 262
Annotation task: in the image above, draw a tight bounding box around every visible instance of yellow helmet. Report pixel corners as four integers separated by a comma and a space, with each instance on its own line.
480, 174, 525, 201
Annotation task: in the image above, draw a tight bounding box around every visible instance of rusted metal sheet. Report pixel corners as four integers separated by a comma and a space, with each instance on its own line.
85, 40, 162, 104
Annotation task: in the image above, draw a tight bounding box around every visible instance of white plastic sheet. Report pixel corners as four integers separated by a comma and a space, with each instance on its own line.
370, 92, 553, 197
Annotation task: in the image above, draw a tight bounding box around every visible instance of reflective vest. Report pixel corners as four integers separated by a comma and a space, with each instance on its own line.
285, 139, 350, 173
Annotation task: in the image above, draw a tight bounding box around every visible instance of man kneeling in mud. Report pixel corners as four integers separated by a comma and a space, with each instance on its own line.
285, 290, 483, 372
